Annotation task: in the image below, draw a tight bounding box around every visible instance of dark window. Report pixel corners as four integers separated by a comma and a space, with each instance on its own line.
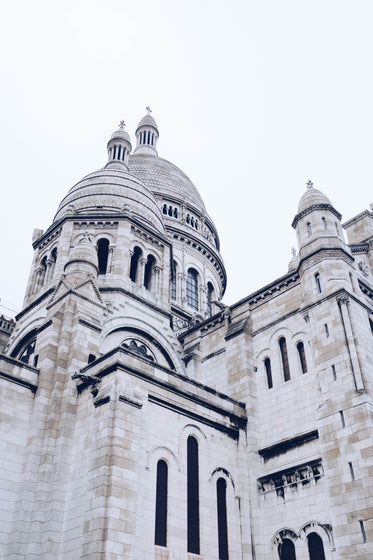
187, 436, 200, 554
144, 255, 156, 290
154, 460, 168, 547
307, 222, 312, 236
129, 246, 142, 282
88, 354, 96, 364
186, 269, 199, 310
278, 538, 296, 560
322, 217, 327, 230
348, 461, 355, 481
20, 340, 36, 365
315, 273, 322, 293
163, 204, 167, 214
97, 238, 109, 275
279, 337, 290, 382
207, 282, 214, 316
297, 342, 307, 373
217, 478, 229, 560
264, 358, 273, 389
171, 260, 177, 300
307, 533, 326, 560
359, 520, 367, 543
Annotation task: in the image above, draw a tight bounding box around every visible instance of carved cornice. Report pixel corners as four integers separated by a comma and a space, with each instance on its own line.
292, 203, 342, 228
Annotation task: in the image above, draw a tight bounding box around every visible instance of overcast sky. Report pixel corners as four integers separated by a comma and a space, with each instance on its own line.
1, 0, 372, 315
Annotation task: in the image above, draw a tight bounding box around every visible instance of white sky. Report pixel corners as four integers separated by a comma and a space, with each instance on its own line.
1, 0, 373, 315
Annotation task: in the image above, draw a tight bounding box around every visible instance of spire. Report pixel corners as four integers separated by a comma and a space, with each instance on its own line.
133, 107, 159, 156
106, 121, 132, 170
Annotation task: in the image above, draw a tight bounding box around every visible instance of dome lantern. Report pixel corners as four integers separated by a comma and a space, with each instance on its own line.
106, 121, 132, 170
134, 107, 159, 156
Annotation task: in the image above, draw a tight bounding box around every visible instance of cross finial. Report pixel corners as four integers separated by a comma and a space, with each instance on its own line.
118, 120, 125, 129
146, 106, 152, 115
306, 180, 313, 188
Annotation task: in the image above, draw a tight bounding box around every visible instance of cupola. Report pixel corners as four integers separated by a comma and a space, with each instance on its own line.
133, 107, 159, 156
292, 180, 345, 259
106, 121, 132, 169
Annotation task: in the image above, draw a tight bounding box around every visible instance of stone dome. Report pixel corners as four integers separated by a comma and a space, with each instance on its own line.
297, 183, 333, 214
53, 167, 165, 233
135, 113, 159, 132
109, 128, 131, 144
128, 154, 206, 212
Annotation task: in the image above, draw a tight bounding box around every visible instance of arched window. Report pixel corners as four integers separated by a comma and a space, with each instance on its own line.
307, 533, 325, 560
163, 204, 167, 214
307, 222, 312, 236
315, 273, 322, 293
40, 255, 48, 287
50, 247, 57, 279
279, 337, 290, 382
129, 246, 142, 282
97, 238, 109, 275
322, 217, 327, 230
216, 478, 229, 560
207, 282, 214, 316
154, 460, 168, 547
186, 269, 199, 310
144, 255, 156, 290
264, 358, 273, 389
297, 342, 307, 373
278, 538, 296, 560
171, 260, 177, 300
187, 436, 200, 554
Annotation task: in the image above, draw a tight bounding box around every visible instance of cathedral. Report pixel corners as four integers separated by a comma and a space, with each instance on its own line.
1, 111, 372, 560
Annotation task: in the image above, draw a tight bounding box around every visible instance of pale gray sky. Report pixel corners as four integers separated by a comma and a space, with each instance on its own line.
1, 0, 373, 315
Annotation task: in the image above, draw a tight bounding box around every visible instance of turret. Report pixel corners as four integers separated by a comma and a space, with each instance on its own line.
133, 107, 159, 156
105, 121, 132, 169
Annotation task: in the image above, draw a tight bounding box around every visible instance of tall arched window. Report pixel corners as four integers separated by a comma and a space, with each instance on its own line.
207, 282, 214, 316
297, 342, 307, 373
278, 539, 296, 560
154, 460, 168, 548
144, 255, 156, 290
279, 337, 290, 382
129, 246, 142, 282
187, 436, 200, 554
307, 222, 312, 236
186, 269, 199, 310
97, 238, 109, 275
216, 478, 229, 560
40, 255, 48, 287
171, 260, 177, 300
322, 217, 327, 230
307, 533, 325, 560
264, 358, 273, 389
315, 273, 322, 293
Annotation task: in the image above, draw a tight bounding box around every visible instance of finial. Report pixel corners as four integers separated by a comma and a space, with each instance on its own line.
146, 106, 152, 115
306, 180, 313, 189
118, 120, 126, 129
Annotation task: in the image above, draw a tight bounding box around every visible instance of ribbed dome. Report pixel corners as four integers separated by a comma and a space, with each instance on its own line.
297, 184, 332, 214
53, 168, 165, 233
136, 113, 159, 131
128, 154, 206, 212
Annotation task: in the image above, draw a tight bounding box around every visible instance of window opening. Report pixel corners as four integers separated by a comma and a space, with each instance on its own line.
359, 520, 367, 543
163, 204, 167, 214
216, 478, 229, 560
339, 410, 345, 428
307, 532, 326, 560
117, 145, 121, 160
279, 337, 290, 382
207, 282, 214, 316
144, 255, 156, 290
97, 238, 110, 275
264, 358, 273, 389
147, 131, 150, 144
154, 460, 168, 547
187, 436, 200, 554
171, 260, 177, 300
168, 206, 172, 216
174, 208, 178, 218
324, 323, 329, 338
322, 217, 327, 230
348, 462, 355, 481
332, 364, 337, 381
278, 538, 296, 560
297, 342, 307, 373
129, 246, 142, 282
307, 222, 312, 236
315, 273, 322, 293
186, 269, 199, 310
88, 354, 96, 364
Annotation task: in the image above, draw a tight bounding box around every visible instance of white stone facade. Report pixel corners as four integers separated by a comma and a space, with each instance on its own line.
0, 116, 372, 560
